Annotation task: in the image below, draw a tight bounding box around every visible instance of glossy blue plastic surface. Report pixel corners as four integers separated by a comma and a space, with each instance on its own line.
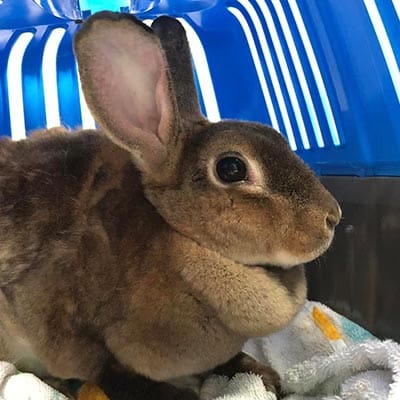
0, 0, 399, 175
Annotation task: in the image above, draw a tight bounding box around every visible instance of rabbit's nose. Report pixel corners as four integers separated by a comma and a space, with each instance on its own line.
325, 202, 342, 230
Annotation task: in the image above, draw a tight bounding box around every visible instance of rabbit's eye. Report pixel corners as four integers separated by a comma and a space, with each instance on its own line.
216, 156, 248, 183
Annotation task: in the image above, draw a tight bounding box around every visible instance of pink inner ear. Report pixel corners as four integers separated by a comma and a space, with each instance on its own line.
101, 39, 164, 135
155, 70, 175, 145
77, 19, 175, 168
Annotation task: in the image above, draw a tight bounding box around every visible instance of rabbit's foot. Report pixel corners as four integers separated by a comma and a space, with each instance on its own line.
212, 352, 281, 397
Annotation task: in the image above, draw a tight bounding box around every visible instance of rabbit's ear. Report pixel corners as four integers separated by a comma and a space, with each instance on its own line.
74, 12, 178, 174
151, 17, 204, 122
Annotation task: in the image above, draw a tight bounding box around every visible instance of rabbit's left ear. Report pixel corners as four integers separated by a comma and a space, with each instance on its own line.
74, 12, 179, 174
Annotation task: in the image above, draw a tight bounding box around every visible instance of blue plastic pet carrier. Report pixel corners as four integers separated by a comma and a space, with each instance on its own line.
1, 0, 400, 175
1, 1, 399, 339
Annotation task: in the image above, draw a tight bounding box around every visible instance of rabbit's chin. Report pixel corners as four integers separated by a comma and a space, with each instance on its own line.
243, 235, 334, 270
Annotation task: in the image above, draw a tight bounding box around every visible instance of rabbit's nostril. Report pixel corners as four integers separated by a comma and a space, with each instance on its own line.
326, 214, 337, 230
325, 204, 342, 230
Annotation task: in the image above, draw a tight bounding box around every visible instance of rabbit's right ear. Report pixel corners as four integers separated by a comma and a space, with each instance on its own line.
74, 12, 179, 175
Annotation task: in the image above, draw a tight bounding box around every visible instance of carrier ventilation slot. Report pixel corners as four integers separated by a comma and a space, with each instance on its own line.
4, 0, 399, 160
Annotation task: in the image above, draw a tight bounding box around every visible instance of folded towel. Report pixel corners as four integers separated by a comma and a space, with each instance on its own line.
210, 300, 400, 400
281, 339, 400, 399
203, 337, 400, 400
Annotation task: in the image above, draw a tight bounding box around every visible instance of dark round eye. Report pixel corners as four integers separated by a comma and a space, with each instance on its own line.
216, 156, 248, 183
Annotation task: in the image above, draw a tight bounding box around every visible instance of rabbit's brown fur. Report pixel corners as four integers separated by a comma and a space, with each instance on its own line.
0, 12, 340, 399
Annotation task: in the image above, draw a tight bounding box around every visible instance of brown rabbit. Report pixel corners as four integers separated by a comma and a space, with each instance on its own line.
0, 11, 341, 400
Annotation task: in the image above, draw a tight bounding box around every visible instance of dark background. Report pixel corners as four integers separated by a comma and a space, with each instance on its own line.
307, 177, 400, 342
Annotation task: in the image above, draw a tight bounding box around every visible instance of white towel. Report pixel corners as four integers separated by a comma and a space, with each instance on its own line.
0, 361, 67, 400
201, 300, 400, 400
203, 339, 400, 400
200, 373, 276, 400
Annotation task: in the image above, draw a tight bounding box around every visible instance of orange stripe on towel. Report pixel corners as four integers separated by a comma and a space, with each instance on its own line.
312, 306, 342, 340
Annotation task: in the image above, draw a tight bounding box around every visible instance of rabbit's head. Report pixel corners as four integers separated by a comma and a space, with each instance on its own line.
74, 13, 340, 269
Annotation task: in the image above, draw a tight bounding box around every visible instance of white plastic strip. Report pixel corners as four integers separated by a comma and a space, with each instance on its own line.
245, 0, 309, 150
178, 18, 221, 122
228, 7, 284, 136
6, 32, 34, 140
392, 0, 400, 22
76, 66, 96, 129
34, 0, 58, 16
269, 0, 325, 148
364, 0, 400, 103
42, 27, 66, 128
287, 0, 341, 146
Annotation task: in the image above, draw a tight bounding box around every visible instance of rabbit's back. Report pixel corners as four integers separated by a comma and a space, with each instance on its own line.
0, 128, 109, 205
0, 128, 132, 286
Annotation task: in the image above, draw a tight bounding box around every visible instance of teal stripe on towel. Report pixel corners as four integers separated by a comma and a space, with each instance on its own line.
341, 316, 376, 343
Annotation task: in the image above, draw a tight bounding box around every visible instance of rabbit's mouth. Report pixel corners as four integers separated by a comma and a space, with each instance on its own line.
248, 262, 303, 274
255, 263, 290, 273
270, 243, 332, 268
243, 233, 334, 270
